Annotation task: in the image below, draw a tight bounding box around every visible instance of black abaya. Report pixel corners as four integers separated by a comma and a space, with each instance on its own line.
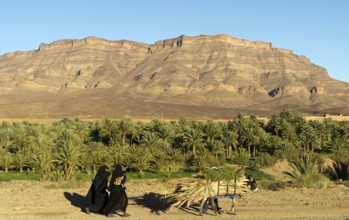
102, 164, 128, 215
86, 165, 110, 213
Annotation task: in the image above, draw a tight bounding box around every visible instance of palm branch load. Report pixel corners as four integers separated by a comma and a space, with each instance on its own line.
166, 166, 257, 215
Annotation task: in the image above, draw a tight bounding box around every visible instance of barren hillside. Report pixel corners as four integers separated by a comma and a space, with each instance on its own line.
0, 34, 348, 120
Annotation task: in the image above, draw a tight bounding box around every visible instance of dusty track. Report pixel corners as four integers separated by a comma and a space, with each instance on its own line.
0, 179, 348, 220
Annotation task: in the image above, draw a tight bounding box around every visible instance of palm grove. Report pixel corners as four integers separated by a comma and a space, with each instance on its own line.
0, 111, 348, 186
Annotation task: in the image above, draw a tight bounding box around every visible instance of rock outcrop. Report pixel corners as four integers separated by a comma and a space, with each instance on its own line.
0, 34, 348, 119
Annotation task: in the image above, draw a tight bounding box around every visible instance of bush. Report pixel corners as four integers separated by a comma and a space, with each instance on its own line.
265, 180, 287, 191
326, 160, 349, 181
255, 153, 277, 168
283, 154, 329, 189
245, 167, 275, 181
330, 149, 349, 163
49, 169, 65, 182
292, 173, 329, 189
275, 146, 301, 161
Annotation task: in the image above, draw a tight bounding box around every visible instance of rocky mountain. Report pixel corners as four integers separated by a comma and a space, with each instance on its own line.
0, 34, 348, 120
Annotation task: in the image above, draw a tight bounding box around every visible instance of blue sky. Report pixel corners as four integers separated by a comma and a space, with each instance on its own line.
1, 0, 348, 82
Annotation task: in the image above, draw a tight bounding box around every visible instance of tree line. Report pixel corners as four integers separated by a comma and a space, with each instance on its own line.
0, 110, 348, 181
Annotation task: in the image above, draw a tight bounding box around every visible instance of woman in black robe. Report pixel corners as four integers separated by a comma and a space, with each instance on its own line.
103, 164, 130, 217
86, 165, 110, 214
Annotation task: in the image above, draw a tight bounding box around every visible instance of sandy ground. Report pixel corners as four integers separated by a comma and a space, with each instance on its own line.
0, 178, 348, 220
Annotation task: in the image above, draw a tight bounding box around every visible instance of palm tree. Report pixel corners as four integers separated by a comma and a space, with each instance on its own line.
299, 125, 319, 153
157, 124, 175, 143
118, 118, 133, 144
190, 149, 210, 173
230, 113, 250, 149
9, 126, 29, 152
240, 127, 259, 156
178, 116, 189, 131
294, 115, 307, 134
280, 122, 300, 149
73, 120, 91, 143
308, 120, 326, 151
12, 149, 28, 172
105, 139, 132, 169
55, 117, 74, 129
265, 113, 281, 135
23, 134, 53, 173
209, 140, 225, 159
85, 141, 109, 171
183, 128, 205, 156
279, 110, 296, 122
31, 149, 54, 181
150, 149, 169, 174
255, 128, 269, 156
221, 130, 238, 158
168, 148, 185, 172
130, 146, 153, 177
268, 135, 283, 153
140, 131, 161, 153
130, 122, 144, 145
0, 126, 11, 149
0, 149, 13, 172
54, 130, 82, 180
323, 118, 337, 144
338, 121, 349, 142
146, 119, 163, 133
99, 118, 118, 144
202, 120, 221, 143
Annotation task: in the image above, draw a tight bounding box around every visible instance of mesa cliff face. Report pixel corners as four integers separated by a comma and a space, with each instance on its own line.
0, 34, 348, 119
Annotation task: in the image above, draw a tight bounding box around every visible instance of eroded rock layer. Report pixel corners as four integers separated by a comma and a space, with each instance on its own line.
0, 34, 347, 119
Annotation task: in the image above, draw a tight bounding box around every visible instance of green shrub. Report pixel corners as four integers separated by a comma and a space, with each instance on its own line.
330, 149, 349, 163
245, 167, 275, 181
49, 169, 65, 182
292, 173, 329, 189
255, 153, 277, 168
275, 146, 301, 161
265, 180, 287, 191
326, 160, 349, 181
283, 154, 329, 189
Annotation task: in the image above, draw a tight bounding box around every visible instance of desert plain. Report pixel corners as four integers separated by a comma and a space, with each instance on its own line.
0, 161, 348, 220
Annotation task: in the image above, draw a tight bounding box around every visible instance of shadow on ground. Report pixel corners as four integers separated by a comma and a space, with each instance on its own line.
132, 192, 172, 215
64, 192, 88, 212
132, 192, 222, 217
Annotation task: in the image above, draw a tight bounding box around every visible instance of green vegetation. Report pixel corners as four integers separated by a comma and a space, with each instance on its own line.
326, 160, 349, 181
0, 171, 39, 181
0, 111, 348, 189
205, 166, 238, 181
283, 154, 329, 189
245, 167, 275, 181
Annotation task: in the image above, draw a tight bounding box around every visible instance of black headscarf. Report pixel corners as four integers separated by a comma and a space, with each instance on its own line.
109, 164, 126, 187
114, 164, 123, 178
95, 165, 109, 181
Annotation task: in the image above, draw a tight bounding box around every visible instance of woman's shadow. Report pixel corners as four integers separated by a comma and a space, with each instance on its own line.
63, 192, 88, 213
132, 192, 172, 215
